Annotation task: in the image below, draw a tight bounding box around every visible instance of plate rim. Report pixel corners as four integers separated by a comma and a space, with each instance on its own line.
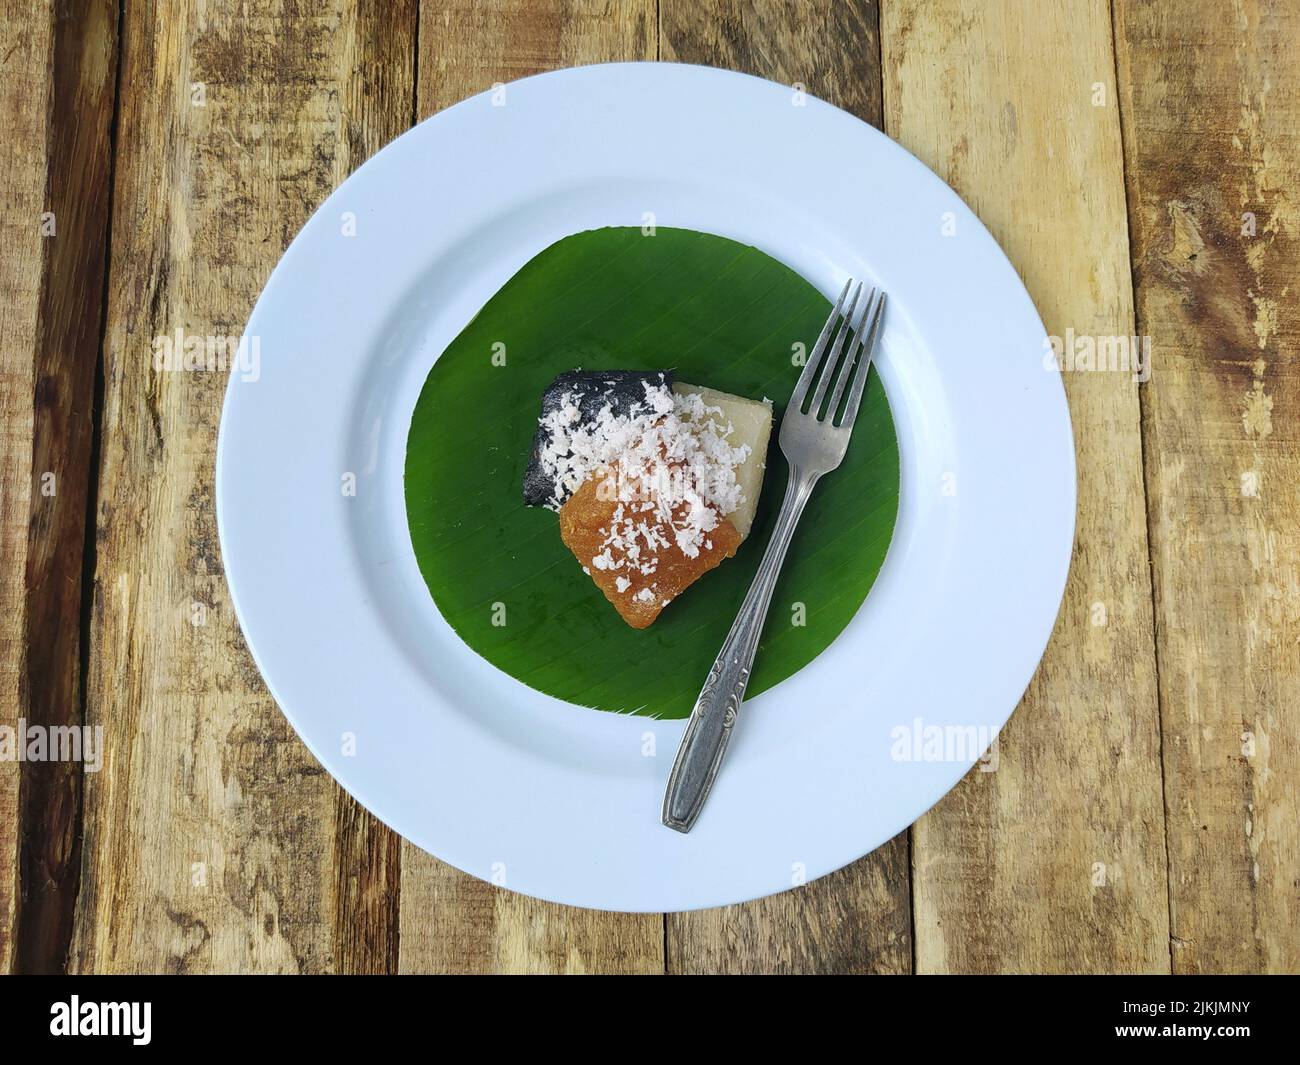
216, 60, 1077, 912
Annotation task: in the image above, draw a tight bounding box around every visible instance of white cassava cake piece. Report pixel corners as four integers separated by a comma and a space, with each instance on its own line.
672, 382, 772, 538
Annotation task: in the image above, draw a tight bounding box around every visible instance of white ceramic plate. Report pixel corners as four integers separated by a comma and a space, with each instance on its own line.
217, 63, 1075, 912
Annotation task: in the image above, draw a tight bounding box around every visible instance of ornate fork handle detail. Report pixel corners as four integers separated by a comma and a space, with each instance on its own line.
661, 468, 818, 832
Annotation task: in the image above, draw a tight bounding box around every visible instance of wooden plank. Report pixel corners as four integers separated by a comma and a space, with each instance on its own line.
397, 0, 664, 974
882, 0, 1169, 972
330, 0, 417, 978
0, 0, 53, 976
70, 0, 408, 973
417, 0, 657, 117
661, 0, 883, 121
667, 833, 911, 975
15, 0, 118, 975
399, 848, 663, 974
659, 0, 911, 975
1114, 0, 1300, 973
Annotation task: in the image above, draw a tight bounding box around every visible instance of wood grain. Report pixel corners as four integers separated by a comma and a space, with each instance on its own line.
15, 0, 118, 975
417, 0, 657, 118
883, 0, 1170, 972
1114, 0, 1300, 973
399, 848, 663, 974
397, 0, 664, 974
0, 0, 52, 976
69, 0, 412, 973
666, 832, 911, 974
659, 0, 911, 975
661, 0, 882, 123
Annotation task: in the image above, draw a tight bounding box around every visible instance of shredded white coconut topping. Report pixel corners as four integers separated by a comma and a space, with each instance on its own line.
537, 382, 751, 593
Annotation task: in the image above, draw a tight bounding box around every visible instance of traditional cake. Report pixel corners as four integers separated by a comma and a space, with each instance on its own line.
524, 371, 773, 628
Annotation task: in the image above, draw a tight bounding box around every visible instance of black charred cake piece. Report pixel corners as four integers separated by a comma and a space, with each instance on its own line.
522, 369, 674, 508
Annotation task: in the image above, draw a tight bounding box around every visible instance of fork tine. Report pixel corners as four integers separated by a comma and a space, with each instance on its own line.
825, 287, 877, 420
807, 281, 863, 416
789, 279, 852, 413
838, 290, 886, 427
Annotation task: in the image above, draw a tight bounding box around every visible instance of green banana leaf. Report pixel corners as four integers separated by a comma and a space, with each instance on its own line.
404, 227, 898, 718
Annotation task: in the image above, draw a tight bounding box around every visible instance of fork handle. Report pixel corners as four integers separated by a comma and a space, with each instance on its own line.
662, 467, 819, 832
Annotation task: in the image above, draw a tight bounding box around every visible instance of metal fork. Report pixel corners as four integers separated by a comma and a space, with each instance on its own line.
661, 279, 887, 832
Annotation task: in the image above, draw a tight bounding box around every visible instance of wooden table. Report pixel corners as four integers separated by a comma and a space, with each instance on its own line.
2, 0, 1296, 975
